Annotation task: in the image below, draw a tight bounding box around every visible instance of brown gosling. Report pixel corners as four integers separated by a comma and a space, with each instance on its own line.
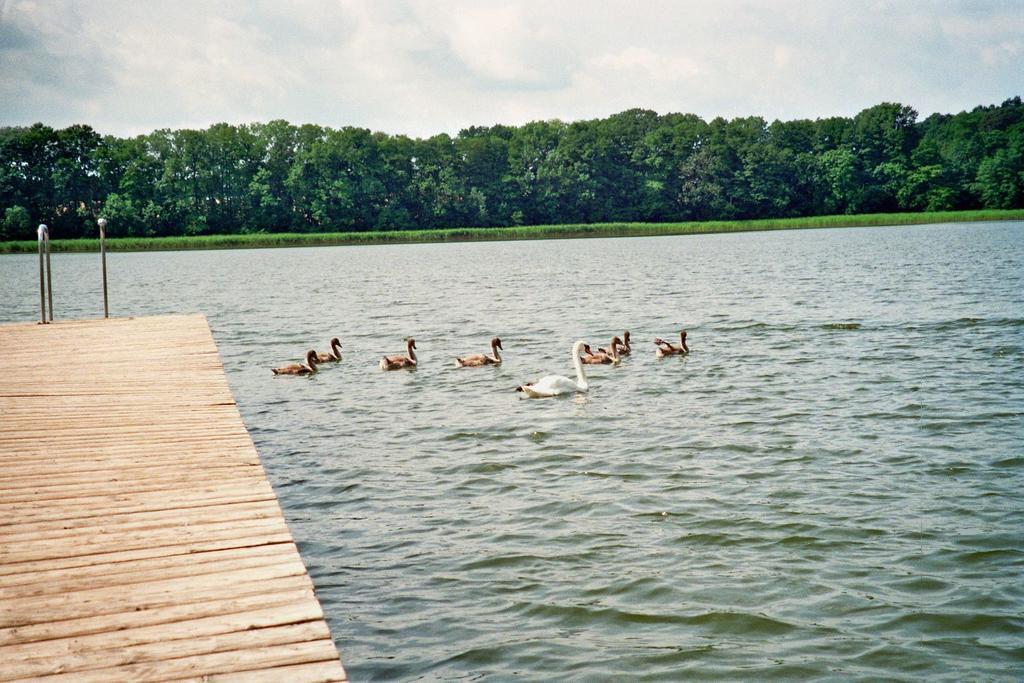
314, 337, 342, 363
654, 330, 689, 357
587, 336, 622, 365
272, 349, 318, 375
455, 336, 503, 367
380, 338, 417, 370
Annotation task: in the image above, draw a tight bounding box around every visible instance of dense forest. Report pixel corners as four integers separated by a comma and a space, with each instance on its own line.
1, 98, 1022, 240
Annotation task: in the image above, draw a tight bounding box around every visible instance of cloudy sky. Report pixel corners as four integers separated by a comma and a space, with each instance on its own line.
1, 0, 1022, 137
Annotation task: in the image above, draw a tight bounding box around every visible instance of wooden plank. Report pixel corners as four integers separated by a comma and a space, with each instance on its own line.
0, 461, 264, 492
0, 499, 283, 540
0, 600, 324, 662
1, 621, 332, 679
181, 661, 348, 683
0, 543, 298, 594
0, 452, 261, 479
0, 472, 269, 505
1, 545, 312, 629
14, 639, 343, 682
0, 515, 290, 565
0, 484, 278, 526
0, 437, 253, 455
0, 533, 294, 578
0, 315, 345, 680
0, 585, 320, 647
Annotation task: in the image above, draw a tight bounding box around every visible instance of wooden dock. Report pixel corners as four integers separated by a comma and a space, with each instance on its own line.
0, 314, 346, 681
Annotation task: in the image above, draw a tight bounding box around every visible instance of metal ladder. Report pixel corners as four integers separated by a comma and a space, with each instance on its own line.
36, 219, 110, 323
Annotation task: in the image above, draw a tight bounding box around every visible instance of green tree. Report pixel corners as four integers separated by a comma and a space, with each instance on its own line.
97, 193, 145, 236
737, 143, 799, 217
975, 149, 1024, 208
818, 147, 864, 213
2, 97, 1023, 240
505, 120, 564, 224
456, 126, 513, 225
50, 125, 102, 236
640, 112, 707, 220
1, 204, 31, 240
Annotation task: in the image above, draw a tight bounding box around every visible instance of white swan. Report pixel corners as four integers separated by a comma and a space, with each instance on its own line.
516, 340, 589, 398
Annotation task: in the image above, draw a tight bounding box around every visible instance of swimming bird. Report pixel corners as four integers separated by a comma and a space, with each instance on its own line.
585, 337, 622, 364
380, 338, 417, 370
619, 330, 632, 355
654, 330, 689, 357
455, 336, 503, 367
597, 333, 628, 359
272, 349, 318, 375
581, 344, 607, 364
516, 340, 589, 397
314, 337, 342, 363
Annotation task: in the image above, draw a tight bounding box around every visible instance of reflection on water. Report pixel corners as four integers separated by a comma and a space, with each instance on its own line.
2, 222, 1023, 679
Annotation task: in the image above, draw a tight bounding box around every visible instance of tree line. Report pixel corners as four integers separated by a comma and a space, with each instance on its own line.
1, 97, 1022, 240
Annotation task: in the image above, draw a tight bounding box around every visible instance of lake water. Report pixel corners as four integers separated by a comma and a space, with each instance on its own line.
2, 222, 1023, 680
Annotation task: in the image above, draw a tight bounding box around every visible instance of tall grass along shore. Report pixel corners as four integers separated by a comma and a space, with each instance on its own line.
2, 209, 1021, 254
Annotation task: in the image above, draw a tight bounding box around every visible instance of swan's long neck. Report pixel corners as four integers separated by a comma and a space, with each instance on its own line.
491, 341, 501, 362
407, 341, 416, 362
573, 345, 587, 389
306, 352, 318, 372
332, 340, 342, 358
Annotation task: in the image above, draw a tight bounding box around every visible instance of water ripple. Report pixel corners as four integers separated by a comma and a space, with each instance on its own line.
1, 222, 1022, 679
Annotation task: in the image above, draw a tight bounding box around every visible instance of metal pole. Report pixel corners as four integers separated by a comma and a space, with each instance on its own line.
45, 227, 53, 322
98, 218, 109, 318
37, 224, 47, 324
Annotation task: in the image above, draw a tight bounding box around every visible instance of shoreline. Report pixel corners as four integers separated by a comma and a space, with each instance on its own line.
1, 209, 1021, 254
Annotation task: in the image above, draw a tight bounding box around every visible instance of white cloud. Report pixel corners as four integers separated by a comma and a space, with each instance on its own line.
591, 47, 702, 82
981, 40, 1023, 66
417, 3, 570, 87
773, 45, 794, 70
0, 0, 1021, 136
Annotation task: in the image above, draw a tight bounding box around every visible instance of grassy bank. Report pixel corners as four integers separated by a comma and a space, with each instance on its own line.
1, 209, 1022, 254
